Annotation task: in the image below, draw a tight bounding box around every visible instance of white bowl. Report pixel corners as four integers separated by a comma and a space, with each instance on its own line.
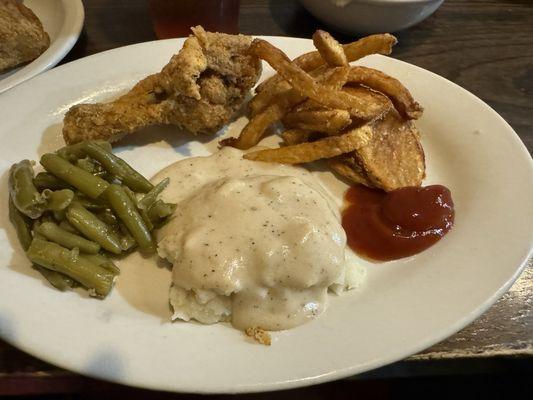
300, 0, 444, 34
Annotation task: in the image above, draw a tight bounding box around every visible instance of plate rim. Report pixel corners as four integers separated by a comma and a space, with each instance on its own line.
0, 36, 532, 394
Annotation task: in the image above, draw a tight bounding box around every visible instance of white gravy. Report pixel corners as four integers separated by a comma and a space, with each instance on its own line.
154, 147, 353, 330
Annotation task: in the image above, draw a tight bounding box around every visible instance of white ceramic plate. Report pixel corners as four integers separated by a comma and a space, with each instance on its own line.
0, 37, 532, 394
0, 0, 84, 94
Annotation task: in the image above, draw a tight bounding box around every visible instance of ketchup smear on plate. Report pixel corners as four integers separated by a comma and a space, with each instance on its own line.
342, 185, 455, 261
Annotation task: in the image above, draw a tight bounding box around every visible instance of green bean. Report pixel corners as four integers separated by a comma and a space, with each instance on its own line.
59, 220, 79, 234
38, 214, 55, 224
138, 178, 169, 210
35, 221, 101, 254
66, 202, 122, 254
27, 239, 114, 297
147, 200, 176, 222
122, 185, 138, 205
56, 140, 112, 162
82, 142, 153, 193
74, 194, 107, 211
76, 157, 106, 177
8, 197, 33, 251
104, 184, 154, 253
52, 209, 67, 221
97, 208, 119, 227
83, 253, 120, 275
42, 189, 75, 212
139, 208, 154, 231
34, 172, 72, 191
121, 186, 153, 230
33, 265, 77, 291
40, 153, 109, 199
9, 160, 46, 218
118, 223, 136, 251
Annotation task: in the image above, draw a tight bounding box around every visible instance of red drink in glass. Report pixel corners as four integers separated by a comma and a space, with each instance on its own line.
149, 0, 240, 39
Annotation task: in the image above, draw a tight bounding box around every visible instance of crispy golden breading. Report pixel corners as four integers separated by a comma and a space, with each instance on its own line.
245, 327, 271, 346
0, 0, 50, 72
62, 26, 262, 144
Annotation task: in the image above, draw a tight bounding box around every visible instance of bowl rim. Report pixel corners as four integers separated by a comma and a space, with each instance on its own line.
303, 0, 443, 6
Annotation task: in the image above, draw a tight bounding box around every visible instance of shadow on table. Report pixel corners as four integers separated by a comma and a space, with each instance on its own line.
267, 0, 362, 41
9, 361, 532, 399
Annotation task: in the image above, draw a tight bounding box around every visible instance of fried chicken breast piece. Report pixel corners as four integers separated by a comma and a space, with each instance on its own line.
0, 0, 50, 72
62, 26, 262, 144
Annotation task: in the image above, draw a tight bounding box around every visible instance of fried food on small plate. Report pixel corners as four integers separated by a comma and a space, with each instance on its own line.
62, 26, 262, 144
0, 0, 50, 72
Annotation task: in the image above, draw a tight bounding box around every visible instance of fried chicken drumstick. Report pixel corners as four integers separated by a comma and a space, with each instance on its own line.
62, 26, 262, 144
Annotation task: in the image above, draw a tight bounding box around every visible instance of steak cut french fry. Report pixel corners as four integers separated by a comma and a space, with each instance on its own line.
249, 39, 386, 119
225, 67, 350, 149
221, 89, 305, 150
347, 66, 423, 119
340, 86, 392, 114
355, 110, 425, 190
283, 109, 351, 134
280, 129, 312, 145
256, 33, 397, 94
328, 155, 374, 187
248, 80, 292, 117
312, 30, 348, 67
234, 30, 425, 192
244, 125, 373, 164
249, 65, 349, 117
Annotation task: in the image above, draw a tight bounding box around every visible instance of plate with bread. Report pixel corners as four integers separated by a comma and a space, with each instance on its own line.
0, 0, 84, 93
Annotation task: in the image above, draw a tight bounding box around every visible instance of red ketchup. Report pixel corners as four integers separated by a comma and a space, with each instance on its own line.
342, 185, 455, 261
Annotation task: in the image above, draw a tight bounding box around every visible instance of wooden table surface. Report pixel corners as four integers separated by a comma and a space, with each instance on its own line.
0, 0, 531, 397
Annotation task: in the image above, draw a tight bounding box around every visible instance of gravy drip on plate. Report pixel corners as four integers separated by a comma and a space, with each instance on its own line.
342, 185, 454, 261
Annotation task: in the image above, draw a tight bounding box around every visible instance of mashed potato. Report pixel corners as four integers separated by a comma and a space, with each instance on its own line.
154, 148, 365, 331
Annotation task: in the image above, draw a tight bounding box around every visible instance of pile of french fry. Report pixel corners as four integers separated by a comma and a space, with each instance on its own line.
221, 30, 425, 191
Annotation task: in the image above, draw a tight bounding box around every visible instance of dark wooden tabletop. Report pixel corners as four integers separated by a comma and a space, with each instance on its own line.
0, 0, 531, 397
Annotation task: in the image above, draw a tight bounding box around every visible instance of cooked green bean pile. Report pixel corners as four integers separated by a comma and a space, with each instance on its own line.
8, 141, 176, 298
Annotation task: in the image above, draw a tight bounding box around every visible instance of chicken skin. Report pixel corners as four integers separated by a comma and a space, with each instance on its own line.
62, 26, 262, 144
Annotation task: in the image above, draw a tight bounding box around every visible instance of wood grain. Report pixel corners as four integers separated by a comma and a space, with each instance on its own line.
2, 0, 530, 395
